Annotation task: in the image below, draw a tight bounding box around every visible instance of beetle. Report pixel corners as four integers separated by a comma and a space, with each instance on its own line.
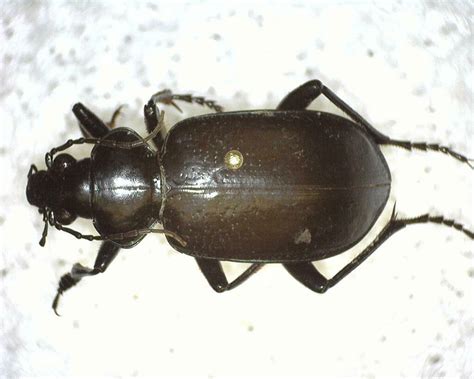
26, 80, 473, 314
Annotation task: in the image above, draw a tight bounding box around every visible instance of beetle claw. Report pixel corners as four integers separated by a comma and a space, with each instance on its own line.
52, 293, 62, 317
108, 104, 126, 128
170, 100, 183, 113
390, 203, 398, 220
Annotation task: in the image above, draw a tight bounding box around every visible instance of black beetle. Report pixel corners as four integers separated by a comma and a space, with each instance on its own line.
26, 80, 473, 314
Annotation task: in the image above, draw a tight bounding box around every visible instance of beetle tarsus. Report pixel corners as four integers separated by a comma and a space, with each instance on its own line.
382, 140, 474, 169
398, 214, 474, 239
51, 242, 120, 314
52, 272, 82, 316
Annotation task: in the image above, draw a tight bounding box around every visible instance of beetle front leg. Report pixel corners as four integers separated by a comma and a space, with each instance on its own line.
52, 241, 120, 315
196, 258, 264, 292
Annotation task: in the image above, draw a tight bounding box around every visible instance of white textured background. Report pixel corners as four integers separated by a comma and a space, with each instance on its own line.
1, 1, 473, 378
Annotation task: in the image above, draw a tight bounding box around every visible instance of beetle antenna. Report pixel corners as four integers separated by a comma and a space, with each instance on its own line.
49, 213, 187, 247
44, 111, 165, 166
39, 208, 50, 247
27, 164, 38, 178
134, 110, 165, 147
382, 139, 474, 169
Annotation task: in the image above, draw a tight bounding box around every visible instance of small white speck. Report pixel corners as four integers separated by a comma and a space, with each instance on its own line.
295, 228, 312, 245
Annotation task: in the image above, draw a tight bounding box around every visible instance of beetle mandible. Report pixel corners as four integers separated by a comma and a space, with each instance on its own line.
25, 80, 473, 315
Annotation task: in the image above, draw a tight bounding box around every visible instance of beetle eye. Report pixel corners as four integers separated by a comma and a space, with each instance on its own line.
55, 208, 77, 225
52, 154, 76, 173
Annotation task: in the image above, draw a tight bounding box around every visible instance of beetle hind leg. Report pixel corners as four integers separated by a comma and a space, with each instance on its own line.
280, 80, 472, 168
284, 208, 473, 293
278, 79, 390, 143
196, 258, 264, 292
278, 79, 324, 110
52, 241, 120, 315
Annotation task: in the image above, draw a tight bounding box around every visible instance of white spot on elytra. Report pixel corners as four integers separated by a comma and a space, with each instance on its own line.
295, 228, 311, 245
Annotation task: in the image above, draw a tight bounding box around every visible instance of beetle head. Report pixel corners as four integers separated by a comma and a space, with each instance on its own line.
26, 166, 57, 209
26, 154, 79, 245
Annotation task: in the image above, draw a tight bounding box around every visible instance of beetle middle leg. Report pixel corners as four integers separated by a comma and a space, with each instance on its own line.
283, 209, 473, 293
72, 103, 111, 138
196, 258, 264, 292
52, 241, 120, 315
73, 102, 126, 137
144, 99, 166, 151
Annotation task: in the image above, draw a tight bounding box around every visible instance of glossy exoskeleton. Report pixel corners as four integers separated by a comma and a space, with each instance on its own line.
26, 80, 473, 314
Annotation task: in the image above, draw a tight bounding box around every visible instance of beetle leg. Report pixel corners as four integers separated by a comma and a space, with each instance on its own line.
283, 262, 329, 293
284, 208, 473, 293
280, 80, 473, 167
72, 103, 110, 138
107, 104, 126, 129
279, 80, 390, 142
277, 79, 324, 110
52, 241, 120, 315
195, 258, 264, 292
144, 99, 166, 152
151, 89, 224, 113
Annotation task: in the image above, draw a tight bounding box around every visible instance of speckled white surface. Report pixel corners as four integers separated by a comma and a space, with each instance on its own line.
1, 1, 473, 378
